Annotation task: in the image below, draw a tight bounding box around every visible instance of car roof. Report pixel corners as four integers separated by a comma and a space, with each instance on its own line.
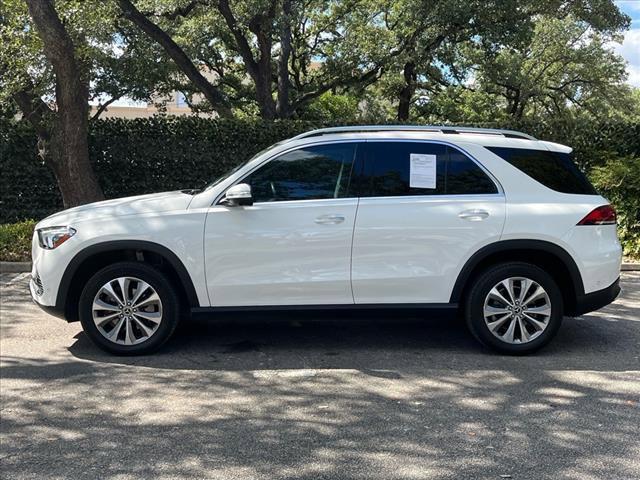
285, 126, 572, 153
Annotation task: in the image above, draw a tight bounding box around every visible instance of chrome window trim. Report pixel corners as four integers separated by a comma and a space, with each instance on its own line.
213, 137, 504, 206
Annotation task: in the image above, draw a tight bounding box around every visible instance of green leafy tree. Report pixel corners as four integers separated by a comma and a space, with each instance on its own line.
368, 0, 629, 121
1, 0, 105, 206
1, 0, 191, 206
469, 16, 631, 120
114, 0, 390, 119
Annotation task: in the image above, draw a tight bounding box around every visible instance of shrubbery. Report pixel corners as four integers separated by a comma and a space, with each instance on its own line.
0, 220, 35, 262
0, 117, 638, 259
590, 156, 640, 259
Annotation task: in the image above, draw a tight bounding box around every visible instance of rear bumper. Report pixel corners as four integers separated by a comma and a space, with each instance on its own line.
571, 277, 621, 316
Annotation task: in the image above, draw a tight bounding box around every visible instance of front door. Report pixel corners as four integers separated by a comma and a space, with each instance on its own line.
204, 142, 361, 307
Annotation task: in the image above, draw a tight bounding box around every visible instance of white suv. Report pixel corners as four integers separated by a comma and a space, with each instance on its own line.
30, 126, 622, 355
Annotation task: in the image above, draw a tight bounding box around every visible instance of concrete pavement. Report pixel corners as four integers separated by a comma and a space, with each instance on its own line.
1, 272, 639, 479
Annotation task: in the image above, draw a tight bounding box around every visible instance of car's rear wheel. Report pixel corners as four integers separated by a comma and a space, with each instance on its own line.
465, 262, 563, 354
79, 262, 179, 355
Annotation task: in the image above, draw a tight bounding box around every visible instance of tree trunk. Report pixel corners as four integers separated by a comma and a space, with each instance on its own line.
256, 72, 277, 119
397, 61, 416, 121
25, 0, 104, 208
251, 14, 277, 119
276, 0, 292, 118
50, 95, 104, 207
507, 87, 521, 118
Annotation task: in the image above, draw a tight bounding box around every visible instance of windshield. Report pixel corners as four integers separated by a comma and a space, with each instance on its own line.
204, 141, 286, 191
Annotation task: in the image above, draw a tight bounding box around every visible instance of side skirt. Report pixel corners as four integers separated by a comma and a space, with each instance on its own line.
190, 303, 459, 320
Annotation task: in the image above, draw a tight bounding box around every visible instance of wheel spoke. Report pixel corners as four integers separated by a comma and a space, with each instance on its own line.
484, 305, 511, 316
501, 317, 517, 343
525, 305, 551, 317
518, 278, 532, 303
523, 286, 546, 306
95, 312, 120, 327
523, 313, 548, 331
124, 317, 135, 345
107, 317, 125, 341
117, 277, 131, 304
130, 280, 151, 307
487, 313, 512, 332
93, 298, 120, 312
488, 287, 512, 307
133, 292, 160, 309
101, 282, 123, 306
517, 317, 530, 342
134, 310, 161, 323
132, 316, 154, 337
502, 279, 517, 305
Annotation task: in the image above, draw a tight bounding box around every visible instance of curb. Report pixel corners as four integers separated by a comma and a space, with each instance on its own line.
0, 262, 31, 273
1, 261, 639, 274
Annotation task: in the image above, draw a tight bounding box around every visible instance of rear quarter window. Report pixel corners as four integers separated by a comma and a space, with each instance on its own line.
486, 147, 597, 195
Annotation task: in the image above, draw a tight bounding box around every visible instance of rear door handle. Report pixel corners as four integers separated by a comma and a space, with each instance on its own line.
315, 214, 345, 225
458, 209, 489, 221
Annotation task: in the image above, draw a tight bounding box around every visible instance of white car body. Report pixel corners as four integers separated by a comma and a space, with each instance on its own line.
30, 126, 622, 327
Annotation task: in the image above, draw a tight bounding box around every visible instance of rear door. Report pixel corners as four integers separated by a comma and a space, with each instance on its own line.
351, 140, 506, 304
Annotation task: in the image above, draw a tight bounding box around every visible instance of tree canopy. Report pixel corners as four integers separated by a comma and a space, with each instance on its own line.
2, 0, 636, 124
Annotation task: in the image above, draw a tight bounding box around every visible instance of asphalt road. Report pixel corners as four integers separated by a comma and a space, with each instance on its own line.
1, 272, 639, 480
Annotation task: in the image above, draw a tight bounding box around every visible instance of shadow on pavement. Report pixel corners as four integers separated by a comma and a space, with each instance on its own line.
59, 307, 640, 373
1, 273, 638, 479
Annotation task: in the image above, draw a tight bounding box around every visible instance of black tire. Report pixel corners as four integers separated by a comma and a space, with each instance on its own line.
79, 262, 180, 355
464, 262, 563, 355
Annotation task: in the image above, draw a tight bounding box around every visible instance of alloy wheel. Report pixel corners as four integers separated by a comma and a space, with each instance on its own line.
482, 277, 552, 344
92, 276, 163, 345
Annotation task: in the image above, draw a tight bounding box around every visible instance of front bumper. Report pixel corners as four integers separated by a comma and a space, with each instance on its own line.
29, 273, 66, 319
572, 277, 621, 316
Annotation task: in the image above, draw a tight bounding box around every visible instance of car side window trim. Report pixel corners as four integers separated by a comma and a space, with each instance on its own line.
214, 140, 364, 206
360, 139, 504, 197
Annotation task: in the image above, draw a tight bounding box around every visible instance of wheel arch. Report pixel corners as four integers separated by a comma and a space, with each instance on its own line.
450, 240, 584, 315
56, 240, 199, 322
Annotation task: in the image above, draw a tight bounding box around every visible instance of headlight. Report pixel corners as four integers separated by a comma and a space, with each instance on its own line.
37, 226, 76, 250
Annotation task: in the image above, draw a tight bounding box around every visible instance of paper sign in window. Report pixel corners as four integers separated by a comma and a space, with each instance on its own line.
409, 153, 437, 189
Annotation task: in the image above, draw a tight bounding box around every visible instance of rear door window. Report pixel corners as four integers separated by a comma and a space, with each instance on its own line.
486, 147, 597, 195
359, 142, 498, 197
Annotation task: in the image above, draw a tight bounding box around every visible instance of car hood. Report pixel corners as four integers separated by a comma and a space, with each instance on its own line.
37, 191, 194, 228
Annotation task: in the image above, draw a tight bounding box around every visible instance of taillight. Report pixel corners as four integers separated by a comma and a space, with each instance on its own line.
577, 205, 616, 225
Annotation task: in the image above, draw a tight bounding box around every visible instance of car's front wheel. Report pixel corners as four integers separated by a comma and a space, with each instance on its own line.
79, 262, 180, 355
465, 262, 563, 355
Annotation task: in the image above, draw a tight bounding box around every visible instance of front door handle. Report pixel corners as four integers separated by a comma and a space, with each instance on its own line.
458, 209, 490, 221
315, 214, 345, 225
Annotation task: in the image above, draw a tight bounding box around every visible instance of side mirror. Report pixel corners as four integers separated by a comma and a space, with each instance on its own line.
221, 183, 253, 206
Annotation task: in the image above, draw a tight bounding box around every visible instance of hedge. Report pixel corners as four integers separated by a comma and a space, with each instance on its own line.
0, 117, 638, 257
590, 156, 640, 259
0, 118, 327, 222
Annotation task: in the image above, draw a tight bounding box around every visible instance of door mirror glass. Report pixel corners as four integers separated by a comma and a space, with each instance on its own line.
222, 183, 253, 206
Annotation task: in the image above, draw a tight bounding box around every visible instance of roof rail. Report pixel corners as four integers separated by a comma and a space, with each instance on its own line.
291, 125, 536, 141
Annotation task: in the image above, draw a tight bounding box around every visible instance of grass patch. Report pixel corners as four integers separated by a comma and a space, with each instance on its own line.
0, 220, 35, 262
